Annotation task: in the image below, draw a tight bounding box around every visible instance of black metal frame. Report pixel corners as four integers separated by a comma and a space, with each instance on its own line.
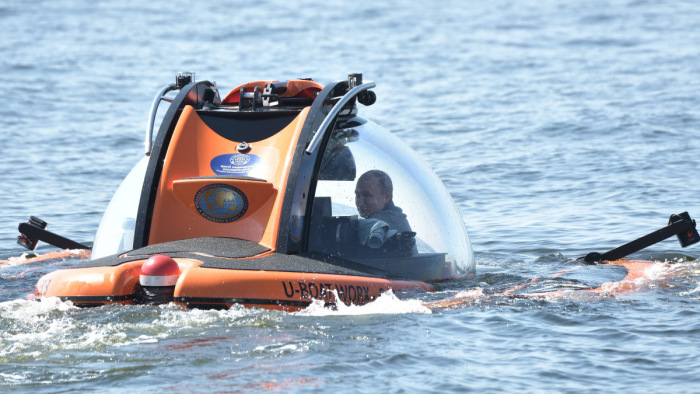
133, 81, 218, 249
275, 81, 345, 253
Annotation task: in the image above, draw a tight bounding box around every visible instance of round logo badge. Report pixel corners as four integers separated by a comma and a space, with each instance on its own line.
194, 184, 248, 223
230, 154, 251, 165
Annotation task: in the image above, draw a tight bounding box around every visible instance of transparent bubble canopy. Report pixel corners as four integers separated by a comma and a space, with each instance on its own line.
310, 119, 474, 280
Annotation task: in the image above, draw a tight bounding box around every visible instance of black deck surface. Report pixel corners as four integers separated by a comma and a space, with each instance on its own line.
124, 237, 270, 258
69, 237, 388, 278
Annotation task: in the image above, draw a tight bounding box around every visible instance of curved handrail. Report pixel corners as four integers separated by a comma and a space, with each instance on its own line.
145, 83, 176, 155
304, 81, 376, 155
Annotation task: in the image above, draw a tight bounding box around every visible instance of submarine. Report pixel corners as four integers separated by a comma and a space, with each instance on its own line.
26, 72, 475, 310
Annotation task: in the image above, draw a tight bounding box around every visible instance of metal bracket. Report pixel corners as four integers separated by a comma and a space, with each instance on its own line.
305, 78, 376, 155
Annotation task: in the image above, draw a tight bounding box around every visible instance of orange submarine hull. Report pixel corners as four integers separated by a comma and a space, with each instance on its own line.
35, 248, 434, 311
32, 73, 473, 310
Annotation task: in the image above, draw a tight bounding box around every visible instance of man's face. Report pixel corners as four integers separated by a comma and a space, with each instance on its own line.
355, 175, 391, 219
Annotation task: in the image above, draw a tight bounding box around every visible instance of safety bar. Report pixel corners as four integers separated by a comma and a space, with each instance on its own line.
145, 83, 177, 155
305, 81, 376, 155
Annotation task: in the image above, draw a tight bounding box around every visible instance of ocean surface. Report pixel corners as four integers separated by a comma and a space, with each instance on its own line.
1, 0, 699, 392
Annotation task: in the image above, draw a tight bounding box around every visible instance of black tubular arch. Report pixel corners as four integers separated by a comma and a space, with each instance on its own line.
133, 81, 217, 249
275, 81, 362, 254
275, 81, 347, 254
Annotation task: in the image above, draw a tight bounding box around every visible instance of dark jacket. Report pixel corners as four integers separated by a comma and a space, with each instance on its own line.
370, 200, 412, 233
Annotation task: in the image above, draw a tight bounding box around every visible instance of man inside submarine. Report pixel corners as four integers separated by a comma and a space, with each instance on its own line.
307, 120, 470, 279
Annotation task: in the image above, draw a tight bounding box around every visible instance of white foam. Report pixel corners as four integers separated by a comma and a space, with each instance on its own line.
295, 289, 431, 316
0, 298, 80, 360
679, 284, 700, 297
644, 261, 674, 279
452, 288, 485, 299
0, 297, 76, 319
0, 372, 26, 383
0, 253, 36, 267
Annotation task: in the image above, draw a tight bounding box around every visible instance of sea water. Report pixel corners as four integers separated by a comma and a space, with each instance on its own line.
1, 0, 699, 392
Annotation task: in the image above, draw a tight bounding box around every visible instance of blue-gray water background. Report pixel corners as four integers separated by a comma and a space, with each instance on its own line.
1, 0, 699, 392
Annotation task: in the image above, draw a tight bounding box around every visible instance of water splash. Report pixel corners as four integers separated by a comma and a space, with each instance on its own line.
295, 289, 431, 316
428, 259, 700, 309
0, 298, 280, 363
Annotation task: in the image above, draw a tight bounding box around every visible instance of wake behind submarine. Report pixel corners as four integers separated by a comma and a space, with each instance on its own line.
25, 73, 475, 310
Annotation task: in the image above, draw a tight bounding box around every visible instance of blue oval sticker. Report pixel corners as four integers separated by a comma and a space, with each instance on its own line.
210, 153, 260, 176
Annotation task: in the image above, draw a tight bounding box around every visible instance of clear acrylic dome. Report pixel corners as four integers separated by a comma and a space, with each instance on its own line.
91, 156, 147, 259
309, 118, 474, 280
